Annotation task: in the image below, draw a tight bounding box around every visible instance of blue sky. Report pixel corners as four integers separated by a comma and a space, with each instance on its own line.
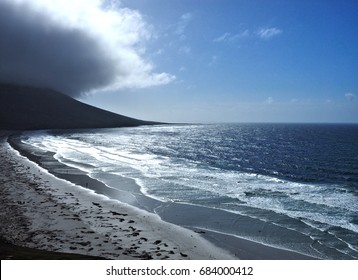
82, 0, 358, 123
4, 0, 357, 123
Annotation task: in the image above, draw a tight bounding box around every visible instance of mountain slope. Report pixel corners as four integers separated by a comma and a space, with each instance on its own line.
0, 84, 154, 130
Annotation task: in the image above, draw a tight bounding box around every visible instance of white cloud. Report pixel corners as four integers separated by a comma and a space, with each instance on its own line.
0, 0, 175, 96
345, 93, 355, 101
231, 30, 250, 40
257, 27, 282, 40
175, 12, 193, 39
214, 27, 283, 43
213, 32, 231, 43
213, 30, 249, 43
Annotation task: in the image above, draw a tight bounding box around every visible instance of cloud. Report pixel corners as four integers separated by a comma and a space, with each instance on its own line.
257, 27, 282, 40
214, 27, 282, 43
0, 0, 175, 97
175, 12, 193, 39
345, 93, 355, 101
213, 30, 249, 43
213, 32, 231, 43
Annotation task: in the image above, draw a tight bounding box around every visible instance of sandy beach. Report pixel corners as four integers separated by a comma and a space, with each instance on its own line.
0, 131, 235, 260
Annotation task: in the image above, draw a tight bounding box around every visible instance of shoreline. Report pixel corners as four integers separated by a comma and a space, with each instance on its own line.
1, 132, 234, 260
1, 130, 315, 260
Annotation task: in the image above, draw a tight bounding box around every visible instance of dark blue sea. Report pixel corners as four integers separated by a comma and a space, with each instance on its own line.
20, 123, 358, 259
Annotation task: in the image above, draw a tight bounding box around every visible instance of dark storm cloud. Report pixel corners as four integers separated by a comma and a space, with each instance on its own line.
0, 1, 118, 97
0, 0, 174, 97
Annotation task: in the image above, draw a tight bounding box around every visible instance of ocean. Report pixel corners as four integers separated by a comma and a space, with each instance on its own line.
15, 123, 358, 259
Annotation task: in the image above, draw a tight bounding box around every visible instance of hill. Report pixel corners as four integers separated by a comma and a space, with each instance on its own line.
0, 84, 154, 130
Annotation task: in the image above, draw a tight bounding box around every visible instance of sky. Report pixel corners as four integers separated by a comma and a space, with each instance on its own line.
1, 0, 358, 123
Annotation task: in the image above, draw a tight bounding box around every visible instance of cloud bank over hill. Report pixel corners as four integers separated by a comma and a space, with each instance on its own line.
0, 0, 175, 97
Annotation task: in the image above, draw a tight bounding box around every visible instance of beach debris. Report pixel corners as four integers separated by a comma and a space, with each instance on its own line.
110, 211, 127, 216
77, 241, 91, 246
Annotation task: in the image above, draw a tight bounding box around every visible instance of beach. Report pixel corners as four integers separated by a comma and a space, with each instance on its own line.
1, 130, 322, 260
0, 131, 235, 260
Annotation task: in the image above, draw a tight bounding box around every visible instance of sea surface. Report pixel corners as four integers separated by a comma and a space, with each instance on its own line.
19, 123, 358, 259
